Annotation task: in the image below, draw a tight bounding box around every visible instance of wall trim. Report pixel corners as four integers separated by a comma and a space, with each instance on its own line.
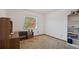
34, 34, 67, 42
44, 34, 67, 42
34, 34, 45, 37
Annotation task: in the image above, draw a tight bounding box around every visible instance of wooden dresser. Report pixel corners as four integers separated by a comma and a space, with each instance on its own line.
0, 17, 20, 49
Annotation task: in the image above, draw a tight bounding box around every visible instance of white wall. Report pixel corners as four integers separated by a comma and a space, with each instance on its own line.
6, 9, 45, 35
0, 9, 7, 17
45, 10, 71, 41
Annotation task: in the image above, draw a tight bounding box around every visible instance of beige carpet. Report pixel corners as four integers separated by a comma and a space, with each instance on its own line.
20, 35, 68, 49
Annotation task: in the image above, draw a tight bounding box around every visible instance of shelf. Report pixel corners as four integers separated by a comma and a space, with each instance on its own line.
67, 43, 79, 49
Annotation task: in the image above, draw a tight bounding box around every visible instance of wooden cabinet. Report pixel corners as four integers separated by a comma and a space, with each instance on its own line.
0, 18, 10, 48
9, 38, 20, 49
0, 17, 19, 49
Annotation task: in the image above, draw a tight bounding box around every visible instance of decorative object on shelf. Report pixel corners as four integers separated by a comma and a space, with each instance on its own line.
76, 9, 79, 13
67, 37, 73, 44
70, 9, 79, 15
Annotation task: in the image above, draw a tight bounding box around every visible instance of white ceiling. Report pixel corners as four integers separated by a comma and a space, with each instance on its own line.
24, 9, 58, 14
24, 9, 77, 14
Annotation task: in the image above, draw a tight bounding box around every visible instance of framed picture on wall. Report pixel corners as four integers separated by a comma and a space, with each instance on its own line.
24, 16, 37, 30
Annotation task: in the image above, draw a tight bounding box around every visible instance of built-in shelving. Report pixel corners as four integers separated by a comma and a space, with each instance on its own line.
68, 11, 79, 48
67, 43, 79, 49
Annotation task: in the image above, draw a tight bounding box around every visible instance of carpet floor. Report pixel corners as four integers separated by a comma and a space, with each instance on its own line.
20, 35, 69, 49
